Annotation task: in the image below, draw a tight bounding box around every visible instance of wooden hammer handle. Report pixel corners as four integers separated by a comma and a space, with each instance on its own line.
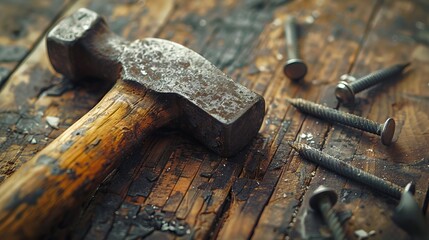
0, 82, 176, 238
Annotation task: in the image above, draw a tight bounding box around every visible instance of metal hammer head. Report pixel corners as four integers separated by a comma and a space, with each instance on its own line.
47, 8, 125, 83
46, 8, 265, 157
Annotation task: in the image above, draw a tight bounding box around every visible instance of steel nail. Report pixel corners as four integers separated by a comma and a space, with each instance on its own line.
283, 16, 307, 81
289, 142, 409, 199
309, 185, 346, 240
392, 185, 429, 240
287, 97, 396, 145
335, 62, 410, 104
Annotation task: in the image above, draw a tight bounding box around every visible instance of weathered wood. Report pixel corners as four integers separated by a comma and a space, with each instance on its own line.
0, 0, 428, 239
0, 82, 178, 238
225, 0, 381, 239
313, 1, 429, 238
0, 0, 174, 237
0, 0, 174, 182
256, 0, 429, 239
0, 0, 73, 86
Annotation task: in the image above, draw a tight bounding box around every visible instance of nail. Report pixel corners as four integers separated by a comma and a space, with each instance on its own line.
422, 184, 429, 215
286, 98, 396, 145
283, 16, 307, 81
309, 185, 346, 240
335, 62, 410, 104
289, 142, 411, 199
392, 185, 429, 239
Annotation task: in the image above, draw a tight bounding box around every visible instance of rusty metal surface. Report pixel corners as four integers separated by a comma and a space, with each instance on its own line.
47, 8, 265, 156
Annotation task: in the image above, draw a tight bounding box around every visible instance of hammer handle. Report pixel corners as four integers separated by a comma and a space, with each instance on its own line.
0, 82, 175, 238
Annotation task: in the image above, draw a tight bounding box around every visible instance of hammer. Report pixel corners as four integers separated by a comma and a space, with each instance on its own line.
0, 8, 264, 238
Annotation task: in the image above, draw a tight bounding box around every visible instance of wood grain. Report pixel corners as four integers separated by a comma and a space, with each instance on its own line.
0, 0, 428, 239
0, 0, 73, 86
0, 81, 178, 239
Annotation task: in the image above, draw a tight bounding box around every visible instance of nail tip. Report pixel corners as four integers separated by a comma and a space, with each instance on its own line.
288, 141, 298, 149
398, 62, 411, 70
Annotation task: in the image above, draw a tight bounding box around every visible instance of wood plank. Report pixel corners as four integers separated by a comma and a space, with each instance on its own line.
283, 0, 429, 239
310, 0, 429, 238
0, 0, 428, 239
0, 0, 74, 86
227, 1, 383, 239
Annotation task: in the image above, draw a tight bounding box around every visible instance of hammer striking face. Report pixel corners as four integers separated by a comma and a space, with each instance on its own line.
0, 8, 264, 238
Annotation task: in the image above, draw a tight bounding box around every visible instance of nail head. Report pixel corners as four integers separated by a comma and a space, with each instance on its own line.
404, 182, 416, 195
309, 185, 338, 212
335, 81, 355, 104
283, 59, 307, 81
381, 118, 395, 145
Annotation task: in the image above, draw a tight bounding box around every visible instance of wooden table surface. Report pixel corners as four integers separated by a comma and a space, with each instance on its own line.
0, 0, 428, 239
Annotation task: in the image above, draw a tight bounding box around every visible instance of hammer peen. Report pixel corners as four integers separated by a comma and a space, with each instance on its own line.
0, 8, 264, 238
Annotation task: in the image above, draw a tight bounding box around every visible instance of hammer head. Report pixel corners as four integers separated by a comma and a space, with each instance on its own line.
47, 8, 124, 83
47, 8, 265, 157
